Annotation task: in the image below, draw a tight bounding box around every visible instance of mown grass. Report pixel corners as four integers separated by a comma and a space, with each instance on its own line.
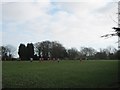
2, 60, 119, 88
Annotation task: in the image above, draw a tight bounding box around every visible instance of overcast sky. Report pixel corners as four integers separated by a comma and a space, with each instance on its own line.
1, 0, 119, 56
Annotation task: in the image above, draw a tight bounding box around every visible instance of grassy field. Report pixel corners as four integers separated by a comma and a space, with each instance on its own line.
2, 60, 119, 88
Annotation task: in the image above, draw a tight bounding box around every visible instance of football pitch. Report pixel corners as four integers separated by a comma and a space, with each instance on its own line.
2, 60, 119, 88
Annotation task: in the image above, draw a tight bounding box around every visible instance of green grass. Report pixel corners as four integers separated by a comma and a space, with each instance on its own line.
2, 60, 119, 88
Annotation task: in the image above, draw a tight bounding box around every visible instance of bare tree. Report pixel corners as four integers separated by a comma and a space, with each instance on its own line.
0, 45, 16, 60
80, 47, 97, 59
101, 1, 120, 51
5, 45, 16, 57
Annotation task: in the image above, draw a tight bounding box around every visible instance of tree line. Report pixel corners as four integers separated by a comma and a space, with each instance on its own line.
0, 40, 120, 60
